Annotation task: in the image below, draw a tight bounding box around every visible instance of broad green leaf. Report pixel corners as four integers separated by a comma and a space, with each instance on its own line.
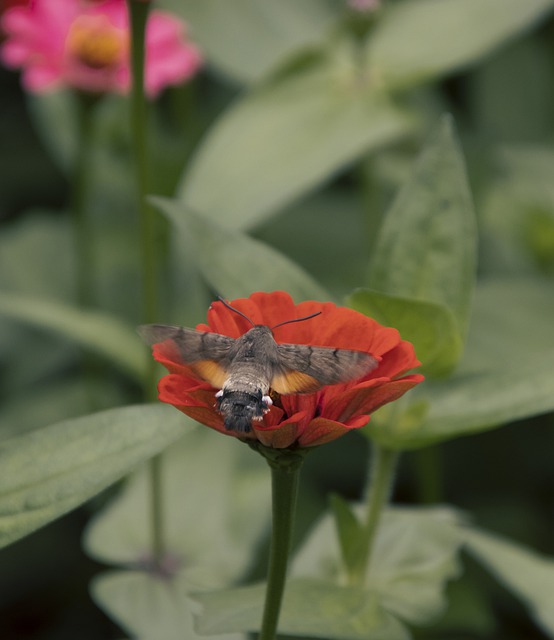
91, 571, 200, 640
84, 428, 269, 582
195, 508, 461, 638
460, 278, 554, 374
347, 289, 461, 377
367, 277, 554, 448
85, 428, 269, 639
465, 527, 554, 637
178, 49, 414, 229
194, 579, 410, 640
91, 571, 243, 640
369, 347, 554, 450
368, 115, 477, 340
367, 0, 554, 89
292, 506, 463, 626
162, 0, 339, 83
0, 404, 184, 549
0, 291, 146, 381
152, 197, 329, 301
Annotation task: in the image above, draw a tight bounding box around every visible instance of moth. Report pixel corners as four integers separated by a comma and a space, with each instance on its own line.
138, 299, 378, 434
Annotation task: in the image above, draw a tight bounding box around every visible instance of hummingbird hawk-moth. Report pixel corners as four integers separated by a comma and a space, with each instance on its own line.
138, 299, 378, 434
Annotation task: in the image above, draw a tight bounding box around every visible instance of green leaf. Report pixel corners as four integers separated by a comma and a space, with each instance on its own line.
91, 571, 201, 640
370, 348, 554, 450
460, 278, 554, 373
84, 428, 269, 580
367, 0, 554, 89
85, 427, 269, 639
465, 527, 554, 637
347, 289, 462, 377
195, 507, 462, 637
178, 49, 414, 229
0, 291, 146, 381
368, 115, 477, 340
194, 579, 410, 640
0, 404, 184, 549
292, 506, 463, 626
366, 277, 554, 449
163, 0, 339, 83
91, 570, 244, 640
329, 493, 365, 579
152, 197, 329, 301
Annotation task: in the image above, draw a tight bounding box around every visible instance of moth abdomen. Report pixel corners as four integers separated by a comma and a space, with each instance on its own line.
216, 389, 271, 433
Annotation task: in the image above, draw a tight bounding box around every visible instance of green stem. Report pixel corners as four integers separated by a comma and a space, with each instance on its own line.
353, 444, 399, 586
127, 0, 164, 563
258, 455, 303, 640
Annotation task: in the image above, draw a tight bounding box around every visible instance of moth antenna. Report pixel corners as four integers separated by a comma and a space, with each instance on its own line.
272, 311, 322, 330
216, 296, 255, 326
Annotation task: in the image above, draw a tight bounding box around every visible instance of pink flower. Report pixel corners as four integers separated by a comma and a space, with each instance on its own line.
0, 0, 202, 97
347, 0, 380, 12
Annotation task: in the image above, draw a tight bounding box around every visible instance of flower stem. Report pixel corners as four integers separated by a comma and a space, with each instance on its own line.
127, 0, 164, 564
353, 443, 399, 586
258, 453, 304, 640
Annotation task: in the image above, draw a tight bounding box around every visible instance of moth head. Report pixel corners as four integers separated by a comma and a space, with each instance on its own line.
217, 296, 322, 332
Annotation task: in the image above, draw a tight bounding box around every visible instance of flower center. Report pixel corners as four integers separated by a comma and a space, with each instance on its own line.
66, 15, 127, 70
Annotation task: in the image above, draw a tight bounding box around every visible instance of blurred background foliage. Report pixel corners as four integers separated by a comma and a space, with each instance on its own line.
1, 0, 554, 638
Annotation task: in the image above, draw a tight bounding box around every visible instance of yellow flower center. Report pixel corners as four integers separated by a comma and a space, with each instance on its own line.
66, 15, 127, 69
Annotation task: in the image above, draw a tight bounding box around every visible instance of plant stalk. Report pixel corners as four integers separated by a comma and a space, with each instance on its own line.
127, 0, 164, 564
353, 443, 399, 586
258, 457, 303, 640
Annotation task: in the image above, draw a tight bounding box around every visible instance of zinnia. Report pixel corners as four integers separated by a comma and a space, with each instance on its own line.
0, 0, 202, 96
149, 291, 424, 449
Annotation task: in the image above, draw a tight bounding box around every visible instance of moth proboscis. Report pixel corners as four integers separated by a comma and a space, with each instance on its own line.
138, 299, 379, 434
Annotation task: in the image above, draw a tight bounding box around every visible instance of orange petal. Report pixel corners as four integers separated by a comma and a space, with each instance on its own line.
298, 415, 369, 447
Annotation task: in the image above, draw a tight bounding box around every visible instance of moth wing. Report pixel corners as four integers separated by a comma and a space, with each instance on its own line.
272, 343, 378, 394
138, 324, 235, 388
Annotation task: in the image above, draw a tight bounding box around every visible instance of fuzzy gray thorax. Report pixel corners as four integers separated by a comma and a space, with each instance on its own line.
220, 325, 280, 395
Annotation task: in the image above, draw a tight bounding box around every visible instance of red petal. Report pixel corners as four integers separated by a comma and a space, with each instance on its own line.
253, 410, 307, 448
274, 300, 401, 358
298, 415, 368, 447
323, 375, 424, 423
374, 340, 421, 378
203, 291, 297, 337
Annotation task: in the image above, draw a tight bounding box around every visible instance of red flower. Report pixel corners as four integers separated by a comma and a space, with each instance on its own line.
151, 292, 423, 449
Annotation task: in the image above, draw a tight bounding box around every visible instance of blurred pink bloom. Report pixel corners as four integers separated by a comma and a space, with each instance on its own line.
0, 0, 202, 96
347, 0, 380, 12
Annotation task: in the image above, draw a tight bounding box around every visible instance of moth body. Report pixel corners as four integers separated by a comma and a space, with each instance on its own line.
138, 316, 378, 435
216, 325, 277, 432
